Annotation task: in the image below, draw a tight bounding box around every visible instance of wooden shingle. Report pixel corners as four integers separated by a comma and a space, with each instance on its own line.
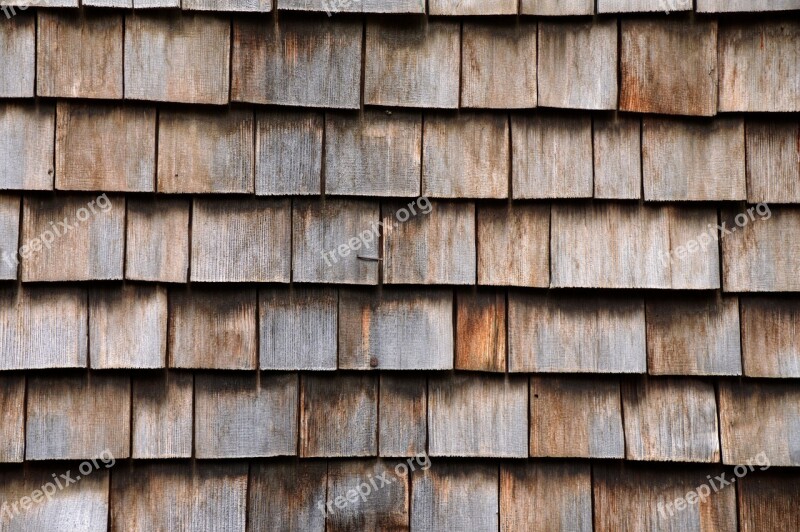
741, 297, 800, 378
431, 0, 516, 14
248, 462, 327, 532
132, 373, 193, 459
365, 19, 460, 108
21, 194, 125, 282
125, 197, 190, 283
84, 0, 132, 6
26, 374, 130, 460
191, 198, 291, 283
456, 290, 506, 373
509, 293, 647, 373
621, 19, 718, 116
594, 116, 642, 199
0, 375, 24, 463
184, 0, 271, 10
512, 114, 593, 199
719, 21, 799, 112
169, 288, 257, 370
599, 0, 692, 12
56, 103, 156, 192
521, 0, 593, 15
0, 103, 55, 191
538, 20, 618, 110
461, 22, 538, 109
0, 194, 19, 280
623, 378, 720, 462
292, 199, 380, 285
125, 13, 230, 105
327, 460, 410, 531
339, 289, 453, 370
0, 14, 34, 97
746, 120, 800, 204
256, 111, 323, 196
699, 0, 800, 12
379, 375, 427, 457
325, 111, 422, 197
300, 374, 378, 457
530, 377, 624, 459
423, 113, 509, 198
278, 0, 424, 12
738, 472, 800, 532
195, 373, 298, 458
232, 17, 361, 108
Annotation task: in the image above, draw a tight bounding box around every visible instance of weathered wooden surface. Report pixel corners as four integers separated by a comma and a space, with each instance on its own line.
37, 11, 123, 99
719, 381, 800, 466
191, 198, 291, 283
83, 0, 131, 6
531, 377, 624, 458
0, 375, 24, 463
599, 0, 691, 12
461, 22, 538, 109
0, 15, 34, 97
134, 0, 180, 6
0, 194, 19, 280
26, 374, 130, 460
500, 463, 592, 532
301, 374, 378, 457
325, 111, 422, 197
699, 0, 800, 11
623, 378, 720, 462
168, 288, 258, 369
512, 115, 593, 199
509, 293, 647, 373
741, 297, 800, 377
339, 289, 453, 370
477, 204, 549, 287
89, 285, 167, 369
428, 374, 528, 457
379, 375, 427, 457
423, 113, 509, 198
647, 294, 742, 375
0, 103, 55, 191
132, 373, 193, 459
232, 17, 361, 108
125, 197, 190, 283
327, 460, 409, 531
719, 21, 799, 112
746, 120, 800, 203
521, 0, 593, 14
621, 19, 718, 116
125, 13, 230, 104
56, 103, 156, 192
643, 117, 746, 201
594, 115, 642, 199
456, 290, 506, 372
279, 0, 424, 11
256, 111, 323, 195
184, 0, 271, 10
195, 373, 298, 458
365, 19, 460, 108
538, 20, 617, 110
431, 0, 516, 14
248, 461, 327, 532
738, 472, 800, 532
383, 201, 475, 285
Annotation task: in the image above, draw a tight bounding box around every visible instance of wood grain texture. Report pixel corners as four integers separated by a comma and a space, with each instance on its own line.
0, 14, 34, 97
133, 0, 180, 7
428, 374, 528, 458
125, 13, 230, 105
719, 21, 800, 112
248, 461, 327, 532
746, 120, 800, 203
0, 194, 19, 280
21, 194, 125, 282
411, 462, 498, 532
521, 0, 593, 14
509, 293, 646, 373
719, 381, 800, 467
699, 0, 800, 11
721, 206, 800, 292
260, 288, 337, 370
232, 17, 361, 108
621, 19, 718, 116
56, 103, 156, 192
594, 116, 642, 199
132, 373, 193, 459
325, 111, 422, 197
501, 462, 592, 532
456, 290, 506, 372
530, 377, 624, 459
195, 373, 298, 458
0, 103, 55, 191
647, 294, 742, 376
512, 114, 593, 198
169, 288, 257, 370
461, 22, 537, 109
477, 204, 549, 287
379, 375, 427, 457
431, 0, 516, 14
0, 375, 24, 463
300, 373, 378, 457
184, 0, 271, 10
90, 285, 166, 369
125, 197, 190, 283
278, 0, 424, 11
37, 11, 123, 99
191, 198, 291, 283
26, 374, 130, 460
0, 286, 87, 370
738, 472, 800, 532
292, 198, 380, 285
111, 463, 248, 532
339, 289, 453, 370
365, 19, 460, 108
422, 113, 508, 198
599, 0, 691, 12
741, 297, 800, 378
83, 0, 131, 6
551, 203, 720, 289
256, 111, 323, 195
622, 378, 720, 462
383, 200, 475, 285
538, 20, 617, 110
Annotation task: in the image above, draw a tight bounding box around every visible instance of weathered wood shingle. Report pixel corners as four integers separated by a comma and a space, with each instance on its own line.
278, 0, 425, 13
125, 197, 190, 283
599, 0, 692, 12
132, 373, 193, 459
738, 472, 800, 532
431, 0, 517, 14
379, 375, 427, 457
256, 111, 323, 196
0, 15, 34, 97
594, 116, 642, 199
0, 194, 19, 280
456, 290, 506, 372
327, 460, 410, 531
248, 462, 327, 532
699, 0, 800, 11
746, 120, 800, 204
521, 0, 593, 15
741, 297, 800, 378
0, 375, 24, 463
0, 103, 55, 191
184, 0, 271, 10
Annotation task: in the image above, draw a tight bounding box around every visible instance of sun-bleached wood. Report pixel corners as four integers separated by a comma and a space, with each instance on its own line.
327, 460, 410, 531
278, 0, 424, 11
0, 15, 34, 97
0, 103, 55, 191
0, 375, 24, 462
594, 116, 642, 199
132, 373, 193, 459
699, 0, 800, 11
184, 0, 271, 10
431, 0, 516, 14
256, 111, 323, 195
126, 198, 189, 283
738, 472, 800, 532
379, 375, 427, 457
248, 462, 327, 532
0, 194, 19, 280
599, 0, 691, 12
741, 297, 800, 378
456, 291, 506, 372
746, 121, 800, 203
521, 0, 593, 14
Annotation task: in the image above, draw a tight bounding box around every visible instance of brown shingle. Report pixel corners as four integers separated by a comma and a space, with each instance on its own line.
379, 375, 427, 457
0, 14, 34, 97
738, 471, 800, 532
741, 297, 800, 378
746, 120, 800, 204
593, 116, 642, 199
455, 290, 506, 373
0, 103, 55, 191
248, 462, 327, 532
521, 0, 593, 15
132, 373, 193, 459
125, 197, 190, 283
327, 460, 410, 531
0, 375, 24, 463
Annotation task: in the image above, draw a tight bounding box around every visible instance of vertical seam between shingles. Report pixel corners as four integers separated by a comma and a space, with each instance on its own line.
244, 461, 252, 532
